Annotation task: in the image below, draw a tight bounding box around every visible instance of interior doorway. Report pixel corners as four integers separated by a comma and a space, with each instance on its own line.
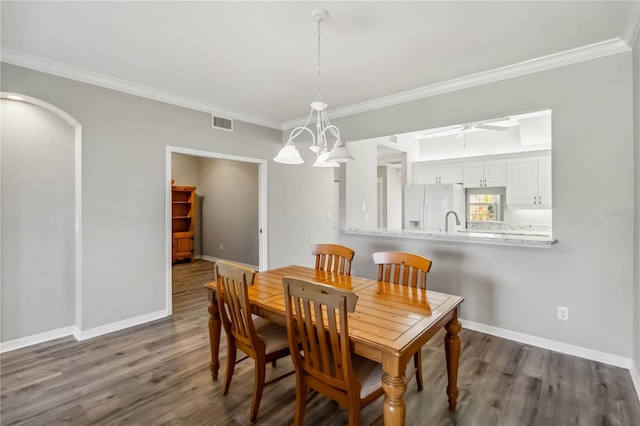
165, 146, 268, 315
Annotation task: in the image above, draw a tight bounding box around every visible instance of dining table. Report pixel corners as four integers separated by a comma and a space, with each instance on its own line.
204, 265, 464, 426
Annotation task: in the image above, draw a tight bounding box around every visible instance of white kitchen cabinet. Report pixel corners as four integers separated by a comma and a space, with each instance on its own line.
414, 162, 463, 184
463, 160, 505, 188
506, 156, 551, 207
537, 156, 552, 206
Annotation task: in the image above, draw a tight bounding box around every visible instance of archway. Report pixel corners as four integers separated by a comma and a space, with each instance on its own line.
0, 92, 82, 350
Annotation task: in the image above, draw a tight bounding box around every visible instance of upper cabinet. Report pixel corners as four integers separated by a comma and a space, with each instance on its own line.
506, 156, 551, 208
463, 160, 505, 188
414, 162, 463, 184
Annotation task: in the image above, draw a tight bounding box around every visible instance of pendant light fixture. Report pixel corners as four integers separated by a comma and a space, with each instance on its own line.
274, 9, 354, 166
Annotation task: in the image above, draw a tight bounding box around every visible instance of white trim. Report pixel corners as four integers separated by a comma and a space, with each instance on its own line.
166, 146, 268, 314
461, 319, 632, 369
1, 309, 169, 351
1, 92, 80, 127
284, 38, 631, 129
630, 361, 640, 401
75, 310, 167, 341
74, 126, 83, 331
258, 161, 269, 271
3, 36, 630, 134
200, 255, 258, 271
0, 48, 281, 131
169, 146, 270, 165
623, 1, 640, 48
165, 148, 173, 316
0, 326, 76, 353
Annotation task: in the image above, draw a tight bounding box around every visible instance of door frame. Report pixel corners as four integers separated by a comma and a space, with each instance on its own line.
165, 146, 268, 315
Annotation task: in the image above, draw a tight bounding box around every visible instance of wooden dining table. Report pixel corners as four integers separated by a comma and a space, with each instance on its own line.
204, 265, 464, 426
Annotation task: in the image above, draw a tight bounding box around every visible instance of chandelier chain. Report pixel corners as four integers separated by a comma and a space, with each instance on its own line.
316, 17, 322, 101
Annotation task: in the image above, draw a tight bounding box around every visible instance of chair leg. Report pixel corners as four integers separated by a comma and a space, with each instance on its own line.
250, 359, 266, 422
293, 377, 307, 426
347, 403, 361, 426
223, 339, 237, 395
414, 348, 424, 391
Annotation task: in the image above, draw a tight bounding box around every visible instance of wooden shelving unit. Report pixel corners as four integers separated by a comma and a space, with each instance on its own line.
172, 185, 196, 263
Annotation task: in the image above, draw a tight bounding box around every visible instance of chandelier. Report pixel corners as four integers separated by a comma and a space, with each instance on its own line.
274, 9, 354, 167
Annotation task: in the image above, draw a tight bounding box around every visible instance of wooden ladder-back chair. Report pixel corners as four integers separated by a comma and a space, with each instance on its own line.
311, 244, 355, 275
283, 277, 384, 426
372, 251, 433, 391
215, 260, 293, 422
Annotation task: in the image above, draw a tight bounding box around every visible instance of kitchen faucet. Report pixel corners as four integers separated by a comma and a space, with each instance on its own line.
445, 210, 461, 233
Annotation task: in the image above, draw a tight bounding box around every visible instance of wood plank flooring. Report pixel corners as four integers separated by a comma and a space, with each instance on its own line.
2, 259, 639, 425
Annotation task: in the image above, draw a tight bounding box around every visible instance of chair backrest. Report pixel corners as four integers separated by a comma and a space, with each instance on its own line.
283, 277, 359, 395
372, 251, 432, 289
311, 244, 355, 275
215, 260, 259, 350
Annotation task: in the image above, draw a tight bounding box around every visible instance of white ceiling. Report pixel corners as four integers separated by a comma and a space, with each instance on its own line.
1, 1, 637, 129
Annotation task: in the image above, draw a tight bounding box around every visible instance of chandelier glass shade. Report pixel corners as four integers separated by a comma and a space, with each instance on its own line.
274, 9, 354, 166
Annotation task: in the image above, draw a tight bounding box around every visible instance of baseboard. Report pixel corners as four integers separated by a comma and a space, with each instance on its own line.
630, 361, 640, 401
76, 309, 168, 341
0, 326, 76, 353
461, 319, 632, 369
200, 255, 258, 270
1, 310, 169, 352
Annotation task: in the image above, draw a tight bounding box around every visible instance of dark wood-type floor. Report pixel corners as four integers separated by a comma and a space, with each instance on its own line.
2, 259, 639, 425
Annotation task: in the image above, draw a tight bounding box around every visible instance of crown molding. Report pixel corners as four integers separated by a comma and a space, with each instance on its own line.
1, 35, 631, 134
283, 38, 631, 130
623, 0, 640, 48
0, 48, 282, 130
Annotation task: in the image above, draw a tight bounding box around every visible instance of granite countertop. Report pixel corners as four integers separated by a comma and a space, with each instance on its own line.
342, 227, 557, 248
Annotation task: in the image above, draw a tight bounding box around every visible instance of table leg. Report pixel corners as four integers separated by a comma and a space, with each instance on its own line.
444, 307, 462, 411
381, 356, 408, 426
207, 289, 221, 380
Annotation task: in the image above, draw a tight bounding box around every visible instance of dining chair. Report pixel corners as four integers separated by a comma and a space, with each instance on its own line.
311, 243, 355, 275
215, 260, 293, 422
372, 251, 433, 391
282, 277, 385, 426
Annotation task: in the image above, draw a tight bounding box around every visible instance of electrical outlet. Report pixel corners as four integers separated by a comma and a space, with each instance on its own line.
557, 306, 569, 321
219, 244, 223, 251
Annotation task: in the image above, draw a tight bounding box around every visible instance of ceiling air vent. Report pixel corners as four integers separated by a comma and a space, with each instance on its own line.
212, 115, 234, 132
389, 135, 398, 144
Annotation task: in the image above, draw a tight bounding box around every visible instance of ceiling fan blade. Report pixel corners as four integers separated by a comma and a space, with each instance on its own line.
421, 125, 462, 137
455, 128, 466, 139
476, 124, 509, 132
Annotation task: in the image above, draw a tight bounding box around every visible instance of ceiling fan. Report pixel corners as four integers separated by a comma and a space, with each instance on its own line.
422, 117, 514, 140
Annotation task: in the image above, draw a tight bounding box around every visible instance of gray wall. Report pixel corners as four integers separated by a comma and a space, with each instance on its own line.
199, 158, 259, 266
345, 140, 378, 228
1, 99, 75, 340
634, 32, 640, 371
1, 62, 336, 335
2, 48, 636, 362
335, 52, 635, 358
